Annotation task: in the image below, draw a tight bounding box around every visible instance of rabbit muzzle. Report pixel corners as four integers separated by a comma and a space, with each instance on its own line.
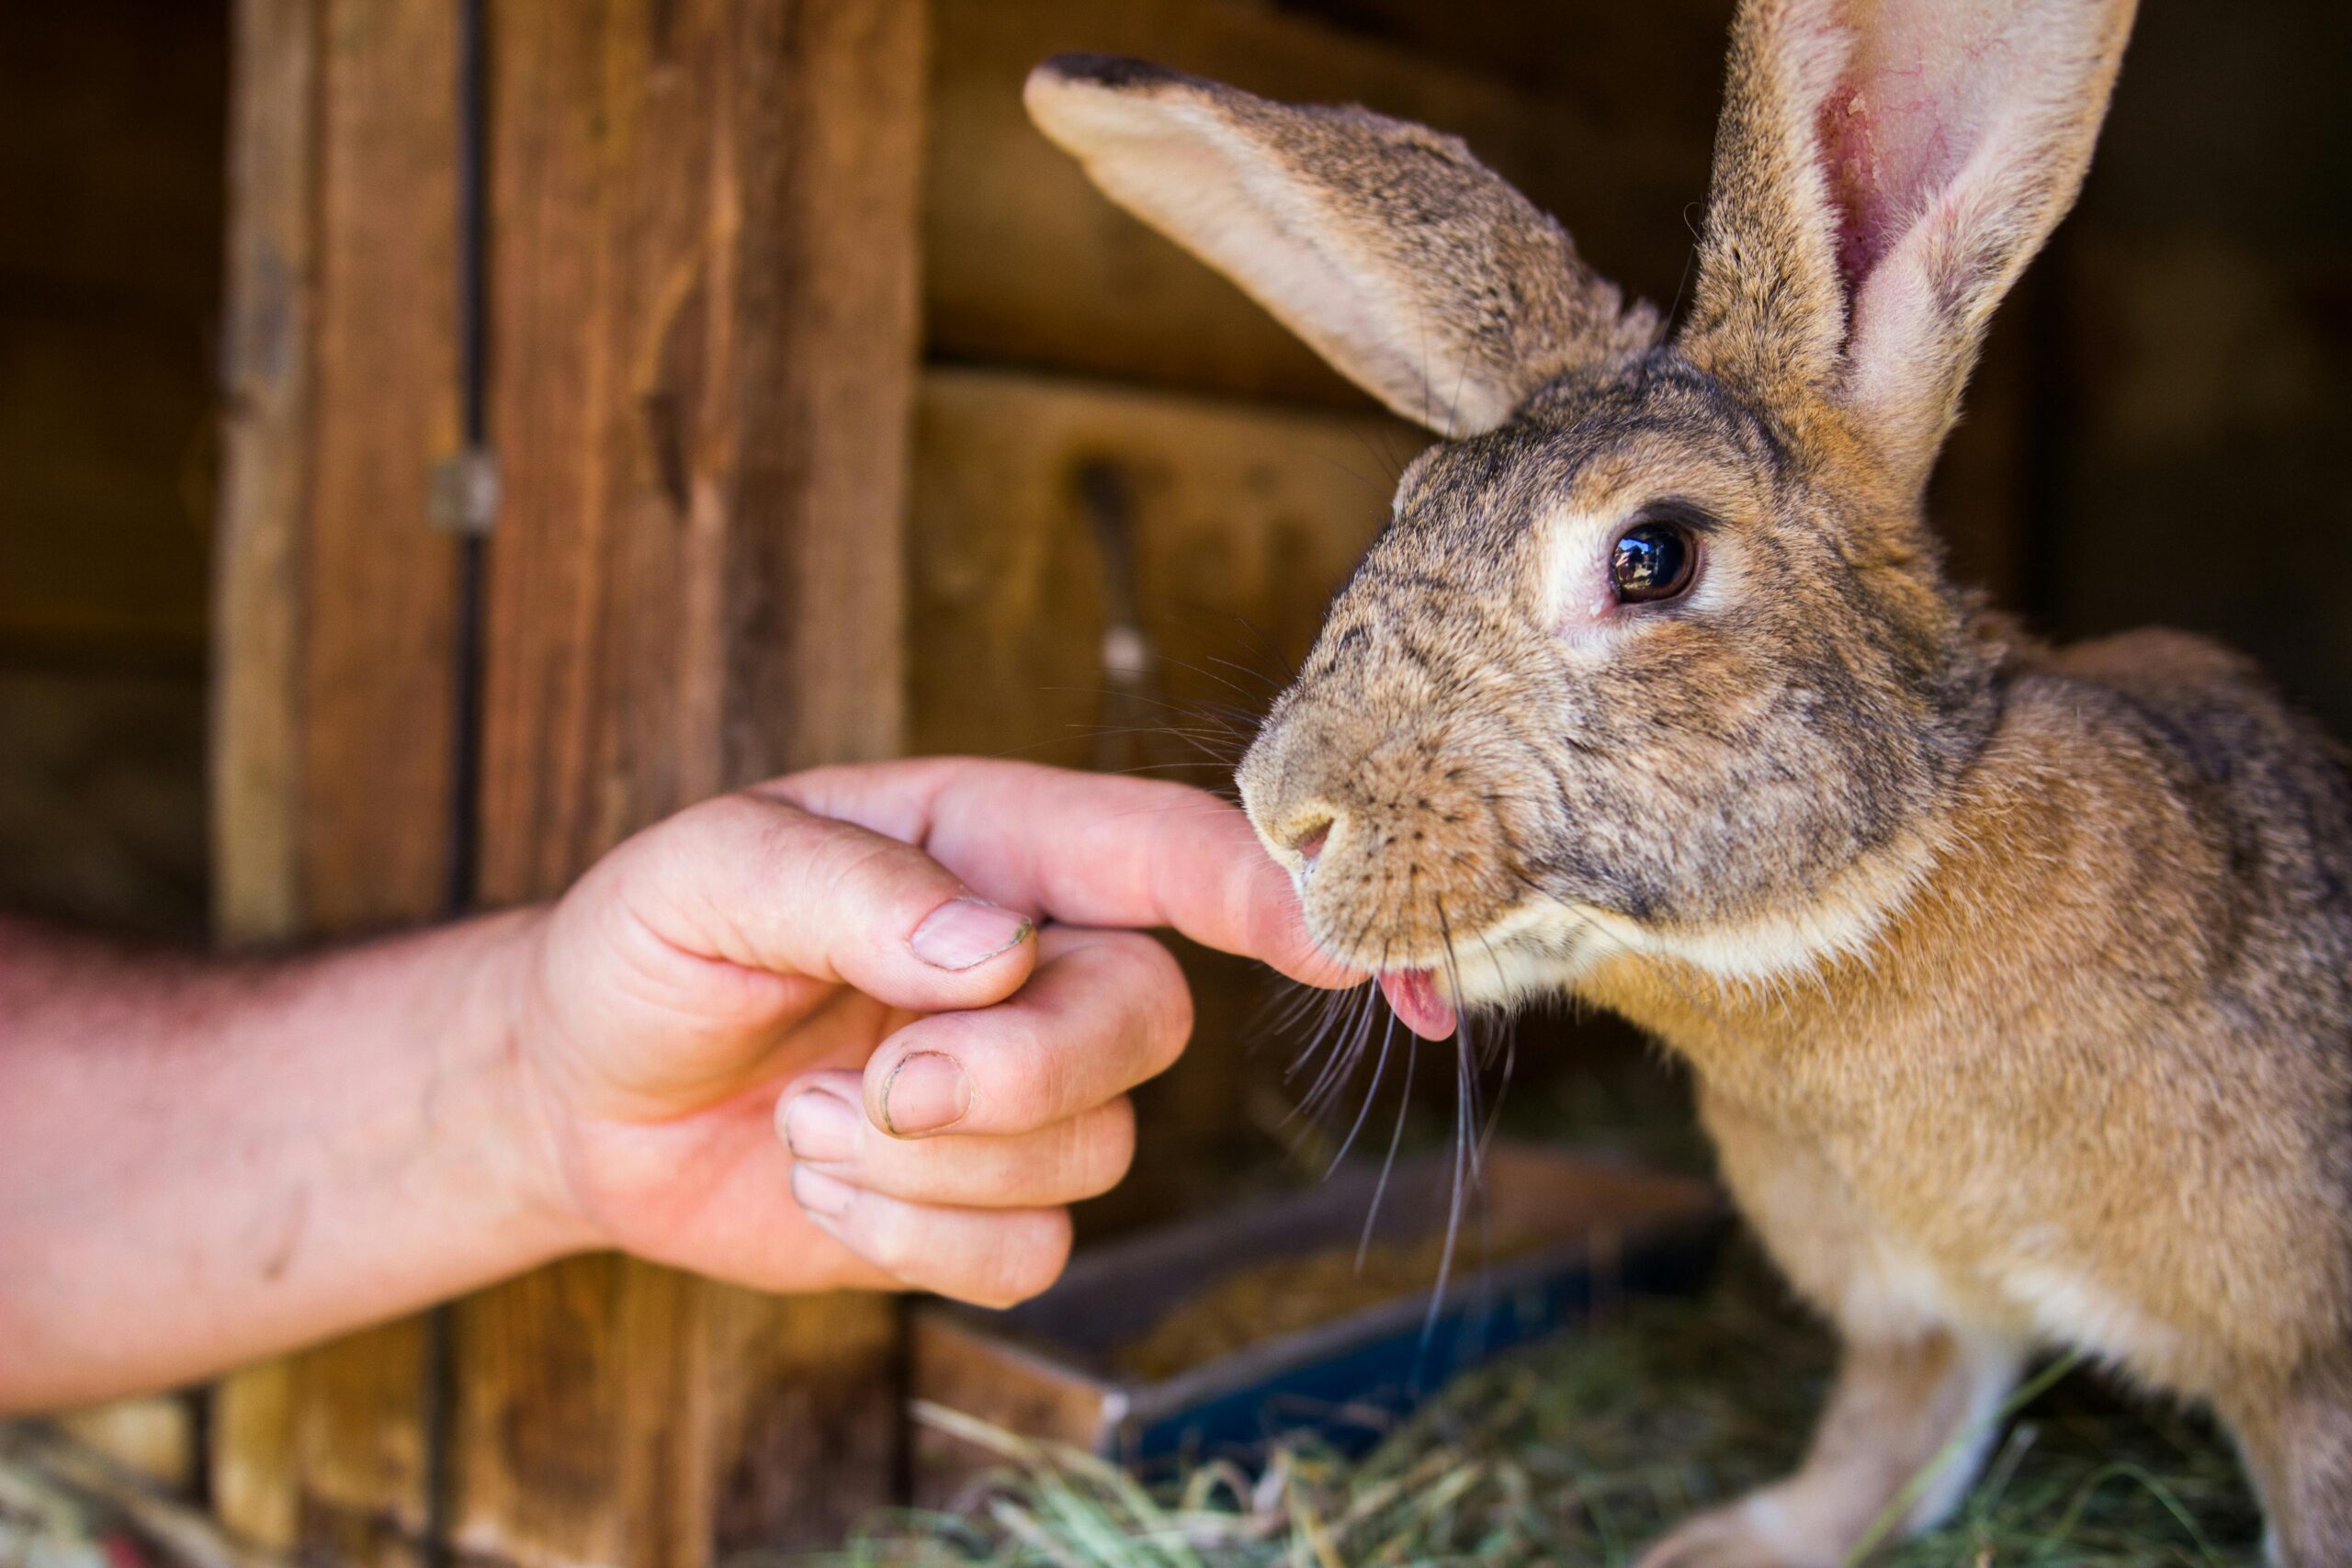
1238, 659, 1558, 1012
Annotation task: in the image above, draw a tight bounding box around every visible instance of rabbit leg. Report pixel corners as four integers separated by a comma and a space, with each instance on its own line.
2217, 1351, 2352, 1568
1637, 1322, 2025, 1568
1638, 1092, 2027, 1568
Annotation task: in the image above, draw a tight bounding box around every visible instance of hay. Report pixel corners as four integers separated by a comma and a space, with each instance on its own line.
0, 1426, 267, 1568
799, 1256, 2260, 1567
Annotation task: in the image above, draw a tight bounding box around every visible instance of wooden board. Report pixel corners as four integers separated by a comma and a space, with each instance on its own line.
209, 0, 461, 1560
442, 2, 926, 1562
923, 0, 1713, 407
910, 367, 1416, 767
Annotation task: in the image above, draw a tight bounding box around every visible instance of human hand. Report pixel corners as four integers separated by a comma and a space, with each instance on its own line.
506, 759, 1348, 1307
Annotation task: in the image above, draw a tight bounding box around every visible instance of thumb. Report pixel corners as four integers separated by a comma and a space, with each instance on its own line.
608, 791, 1040, 1014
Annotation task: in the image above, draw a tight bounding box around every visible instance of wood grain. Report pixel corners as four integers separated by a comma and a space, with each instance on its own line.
296, 0, 462, 934
209, 0, 459, 1558
910, 367, 1415, 765
210, 0, 317, 959
207, 0, 318, 1547
447, 1, 925, 1562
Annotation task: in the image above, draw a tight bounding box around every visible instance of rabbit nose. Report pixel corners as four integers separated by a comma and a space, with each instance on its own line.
1281, 812, 1338, 870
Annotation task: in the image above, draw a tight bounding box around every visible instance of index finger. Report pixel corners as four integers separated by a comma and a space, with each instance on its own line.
758, 760, 1358, 987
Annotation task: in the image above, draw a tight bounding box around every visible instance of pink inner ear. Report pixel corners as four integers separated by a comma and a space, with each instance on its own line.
1812, 1, 2013, 298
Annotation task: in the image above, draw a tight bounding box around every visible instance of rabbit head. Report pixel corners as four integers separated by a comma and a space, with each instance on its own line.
1027, 0, 2134, 1034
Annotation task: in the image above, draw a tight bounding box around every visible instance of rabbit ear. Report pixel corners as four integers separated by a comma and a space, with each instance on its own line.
1684, 0, 2135, 481
1024, 55, 1659, 437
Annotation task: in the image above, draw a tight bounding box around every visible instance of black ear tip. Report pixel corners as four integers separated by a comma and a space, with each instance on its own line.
1036, 52, 1185, 91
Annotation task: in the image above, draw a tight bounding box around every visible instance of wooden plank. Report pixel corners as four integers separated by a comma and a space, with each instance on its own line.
446, 2, 925, 1562
261, 0, 464, 1551
909, 367, 1419, 1229
923, 0, 1712, 406
208, 0, 320, 1545
210, 0, 317, 959
208, 0, 461, 1559
295, 0, 462, 935
910, 367, 1413, 764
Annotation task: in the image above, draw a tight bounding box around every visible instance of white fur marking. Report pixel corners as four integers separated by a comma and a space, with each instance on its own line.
1518, 828, 1938, 992
2000, 1262, 2183, 1371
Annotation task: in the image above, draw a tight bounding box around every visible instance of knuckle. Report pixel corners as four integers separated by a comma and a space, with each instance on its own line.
1064, 1100, 1136, 1199
704, 796, 812, 903
693, 791, 795, 862
1069, 931, 1191, 1068
1125, 937, 1193, 1069
1023, 1013, 1073, 1123
966, 1008, 1061, 1129
815, 829, 910, 919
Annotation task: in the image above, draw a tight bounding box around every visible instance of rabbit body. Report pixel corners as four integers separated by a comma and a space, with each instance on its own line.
1593, 625, 2352, 1396
1603, 627, 2352, 1560
1028, 0, 2352, 1561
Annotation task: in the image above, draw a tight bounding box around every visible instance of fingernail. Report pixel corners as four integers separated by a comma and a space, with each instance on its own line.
779, 1089, 858, 1163
881, 1051, 969, 1136
790, 1165, 852, 1219
910, 898, 1033, 971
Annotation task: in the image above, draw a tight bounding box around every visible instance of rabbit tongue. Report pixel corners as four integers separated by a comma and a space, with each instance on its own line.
1378, 968, 1458, 1041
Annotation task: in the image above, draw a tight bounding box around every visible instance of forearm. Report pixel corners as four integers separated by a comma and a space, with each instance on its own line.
0, 910, 590, 1411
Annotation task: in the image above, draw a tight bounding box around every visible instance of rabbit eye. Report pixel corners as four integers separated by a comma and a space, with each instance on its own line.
1610, 521, 1698, 604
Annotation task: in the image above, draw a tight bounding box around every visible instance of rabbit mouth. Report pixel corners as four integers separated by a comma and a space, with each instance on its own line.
1360, 898, 1585, 1039
1376, 967, 1458, 1040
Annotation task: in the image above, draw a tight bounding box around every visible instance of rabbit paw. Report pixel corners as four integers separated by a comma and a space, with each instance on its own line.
1635, 1500, 1837, 1568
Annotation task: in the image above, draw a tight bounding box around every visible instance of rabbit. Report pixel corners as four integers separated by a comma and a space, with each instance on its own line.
1025, 2, 2352, 1564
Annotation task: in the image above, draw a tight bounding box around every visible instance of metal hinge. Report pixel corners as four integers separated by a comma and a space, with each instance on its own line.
428, 446, 501, 535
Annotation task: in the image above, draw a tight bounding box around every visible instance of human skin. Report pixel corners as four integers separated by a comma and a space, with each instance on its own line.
0, 760, 1351, 1412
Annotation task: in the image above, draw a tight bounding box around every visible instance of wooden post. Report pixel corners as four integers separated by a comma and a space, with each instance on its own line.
210, 0, 922, 1562
448, 1, 922, 1563
211, 0, 461, 1560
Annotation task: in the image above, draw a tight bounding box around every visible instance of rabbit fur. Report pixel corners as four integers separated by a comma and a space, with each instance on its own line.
1027, 1, 2352, 1563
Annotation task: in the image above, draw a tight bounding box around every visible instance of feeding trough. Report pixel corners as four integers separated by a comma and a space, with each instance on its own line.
911, 1144, 1728, 1499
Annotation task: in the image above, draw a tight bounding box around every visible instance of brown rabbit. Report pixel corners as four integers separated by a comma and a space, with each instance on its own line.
1027, 3, 2352, 1564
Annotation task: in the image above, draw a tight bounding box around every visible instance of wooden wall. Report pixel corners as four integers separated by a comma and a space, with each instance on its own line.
7, 0, 2216, 1559
205, 0, 922, 1562
183, 3, 1745, 1558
